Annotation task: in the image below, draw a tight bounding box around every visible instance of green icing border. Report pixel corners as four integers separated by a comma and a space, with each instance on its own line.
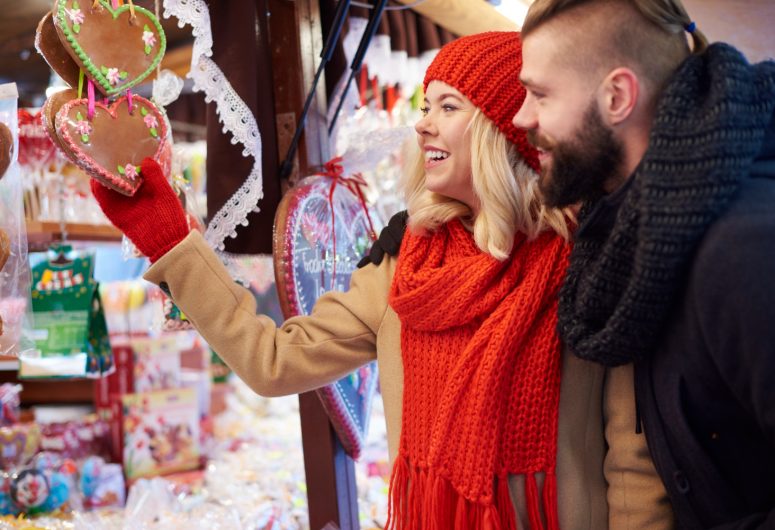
56, 0, 167, 97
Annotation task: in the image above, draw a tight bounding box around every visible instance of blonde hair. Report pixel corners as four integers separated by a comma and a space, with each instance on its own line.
403, 109, 571, 260
522, 0, 708, 93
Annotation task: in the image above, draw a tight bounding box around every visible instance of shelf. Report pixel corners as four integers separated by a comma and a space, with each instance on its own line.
26, 221, 123, 251
0, 369, 94, 404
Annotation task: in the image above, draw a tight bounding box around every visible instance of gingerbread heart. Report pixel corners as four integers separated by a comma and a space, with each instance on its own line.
56, 96, 168, 196
35, 12, 81, 90
42, 89, 79, 157
0, 122, 13, 180
0, 228, 9, 272
54, 0, 166, 97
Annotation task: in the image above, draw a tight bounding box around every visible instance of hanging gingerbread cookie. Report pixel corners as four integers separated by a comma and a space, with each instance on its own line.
53, 0, 166, 97
55, 95, 169, 195
0, 122, 12, 180
35, 12, 81, 90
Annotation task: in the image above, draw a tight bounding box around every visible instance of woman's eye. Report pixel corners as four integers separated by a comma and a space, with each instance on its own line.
420, 106, 429, 115
442, 104, 457, 112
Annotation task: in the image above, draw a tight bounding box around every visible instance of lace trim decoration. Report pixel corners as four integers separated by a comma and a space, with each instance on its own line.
162, 0, 264, 252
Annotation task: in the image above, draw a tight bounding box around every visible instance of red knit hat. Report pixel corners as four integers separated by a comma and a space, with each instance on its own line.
424, 31, 540, 173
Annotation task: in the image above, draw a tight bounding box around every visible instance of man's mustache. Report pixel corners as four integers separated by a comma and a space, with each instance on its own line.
527, 130, 554, 151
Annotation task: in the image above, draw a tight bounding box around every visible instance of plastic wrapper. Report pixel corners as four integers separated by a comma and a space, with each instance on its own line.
0, 83, 35, 357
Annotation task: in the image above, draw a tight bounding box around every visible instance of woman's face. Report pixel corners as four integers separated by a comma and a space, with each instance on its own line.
415, 81, 477, 210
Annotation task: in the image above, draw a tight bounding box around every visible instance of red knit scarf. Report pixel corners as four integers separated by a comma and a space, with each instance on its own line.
387, 220, 571, 530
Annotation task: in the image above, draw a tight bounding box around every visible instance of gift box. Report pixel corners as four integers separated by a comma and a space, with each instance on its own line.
120, 388, 200, 481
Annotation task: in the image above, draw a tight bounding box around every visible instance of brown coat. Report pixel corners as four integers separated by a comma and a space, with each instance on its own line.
145, 231, 674, 529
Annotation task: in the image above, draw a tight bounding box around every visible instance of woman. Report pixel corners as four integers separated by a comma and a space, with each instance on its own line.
91, 32, 657, 529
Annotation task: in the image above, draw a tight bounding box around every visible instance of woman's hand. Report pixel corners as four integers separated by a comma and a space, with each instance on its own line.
90, 157, 190, 263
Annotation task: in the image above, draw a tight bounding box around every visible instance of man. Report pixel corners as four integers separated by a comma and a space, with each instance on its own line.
514, 1, 775, 528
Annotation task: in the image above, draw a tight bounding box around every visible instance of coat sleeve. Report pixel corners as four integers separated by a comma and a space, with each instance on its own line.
604, 364, 676, 530
143, 231, 390, 397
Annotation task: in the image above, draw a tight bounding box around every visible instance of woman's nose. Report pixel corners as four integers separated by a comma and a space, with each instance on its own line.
415, 114, 436, 136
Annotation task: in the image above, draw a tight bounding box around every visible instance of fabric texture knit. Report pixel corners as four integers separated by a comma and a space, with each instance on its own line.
424, 32, 540, 173
387, 220, 570, 530
558, 43, 775, 366
90, 158, 191, 263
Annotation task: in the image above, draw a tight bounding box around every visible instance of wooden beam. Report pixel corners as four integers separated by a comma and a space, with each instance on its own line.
396, 0, 518, 35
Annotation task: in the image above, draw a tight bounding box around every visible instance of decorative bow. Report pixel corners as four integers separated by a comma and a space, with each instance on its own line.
321, 156, 378, 289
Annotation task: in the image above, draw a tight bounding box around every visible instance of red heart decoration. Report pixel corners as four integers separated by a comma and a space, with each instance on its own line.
55, 95, 169, 196
18, 109, 57, 170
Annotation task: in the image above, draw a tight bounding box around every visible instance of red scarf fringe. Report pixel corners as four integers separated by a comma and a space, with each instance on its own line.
385, 456, 560, 530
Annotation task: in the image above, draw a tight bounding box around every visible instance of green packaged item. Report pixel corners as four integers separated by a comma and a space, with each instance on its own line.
21, 246, 113, 379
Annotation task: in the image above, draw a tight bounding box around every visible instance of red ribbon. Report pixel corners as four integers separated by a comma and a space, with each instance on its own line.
321, 156, 378, 289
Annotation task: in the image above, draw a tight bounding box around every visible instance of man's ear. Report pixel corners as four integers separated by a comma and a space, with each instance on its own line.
598, 67, 640, 126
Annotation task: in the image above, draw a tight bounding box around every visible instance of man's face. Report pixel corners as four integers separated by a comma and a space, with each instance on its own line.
527, 101, 624, 207
513, 28, 625, 207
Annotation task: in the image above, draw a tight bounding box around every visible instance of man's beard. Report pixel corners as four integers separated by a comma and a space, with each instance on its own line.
528, 102, 625, 208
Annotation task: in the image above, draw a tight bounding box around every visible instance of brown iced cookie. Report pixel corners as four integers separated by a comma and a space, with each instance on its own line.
55, 95, 168, 195
35, 12, 81, 90
53, 0, 166, 96
42, 88, 78, 158
0, 123, 12, 180
0, 228, 10, 271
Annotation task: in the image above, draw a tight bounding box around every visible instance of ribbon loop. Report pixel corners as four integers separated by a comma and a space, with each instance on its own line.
320, 157, 378, 289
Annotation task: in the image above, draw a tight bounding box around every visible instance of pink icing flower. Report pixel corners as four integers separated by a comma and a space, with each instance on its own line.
143, 114, 158, 129
66, 8, 85, 25
106, 68, 121, 86
142, 30, 157, 48
124, 164, 138, 180
74, 120, 91, 136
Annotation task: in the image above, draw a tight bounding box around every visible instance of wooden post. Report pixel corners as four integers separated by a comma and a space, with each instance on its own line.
266, 1, 358, 528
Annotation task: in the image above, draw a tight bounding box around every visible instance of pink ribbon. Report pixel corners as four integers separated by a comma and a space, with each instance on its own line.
86, 78, 96, 120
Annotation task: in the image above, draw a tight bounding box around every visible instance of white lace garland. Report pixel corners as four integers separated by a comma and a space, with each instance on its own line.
162, 0, 264, 252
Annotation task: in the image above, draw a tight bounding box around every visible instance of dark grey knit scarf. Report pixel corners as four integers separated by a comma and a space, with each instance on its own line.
558, 43, 775, 366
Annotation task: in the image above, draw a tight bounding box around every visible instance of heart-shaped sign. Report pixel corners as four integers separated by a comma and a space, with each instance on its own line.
274, 176, 382, 459
56, 95, 168, 196
0, 122, 13, 180
54, 0, 166, 96
35, 12, 81, 91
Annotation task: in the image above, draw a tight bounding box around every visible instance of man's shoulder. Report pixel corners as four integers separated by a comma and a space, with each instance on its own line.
691, 176, 775, 293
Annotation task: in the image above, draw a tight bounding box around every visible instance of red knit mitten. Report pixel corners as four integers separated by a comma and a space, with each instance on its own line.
90, 157, 190, 263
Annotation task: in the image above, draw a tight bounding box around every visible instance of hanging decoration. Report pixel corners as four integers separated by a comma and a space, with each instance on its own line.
273, 158, 381, 458
53, 0, 167, 96
55, 95, 171, 196
162, 0, 264, 253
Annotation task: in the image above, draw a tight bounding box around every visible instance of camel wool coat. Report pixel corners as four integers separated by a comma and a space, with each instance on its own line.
144, 230, 674, 529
